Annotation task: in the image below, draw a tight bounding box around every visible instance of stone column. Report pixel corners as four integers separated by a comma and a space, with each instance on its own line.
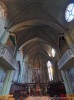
0, 31, 10, 45
53, 65, 58, 82
61, 70, 73, 94
61, 70, 70, 94
29, 87, 31, 95
65, 70, 73, 94
1, 70, 14, 95
61, 32, 74, 94
0, 30, 14, 95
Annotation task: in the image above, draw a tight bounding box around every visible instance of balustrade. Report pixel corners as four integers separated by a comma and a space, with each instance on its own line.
0, 43, 18, 70
58, 49, 74, 69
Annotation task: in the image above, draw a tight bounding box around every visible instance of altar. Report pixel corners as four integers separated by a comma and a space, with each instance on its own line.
36, 82, 41, 95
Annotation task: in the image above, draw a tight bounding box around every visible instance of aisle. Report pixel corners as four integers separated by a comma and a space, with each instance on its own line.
26, 96, 50, 100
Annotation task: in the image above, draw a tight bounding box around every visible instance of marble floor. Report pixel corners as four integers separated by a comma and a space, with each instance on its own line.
26, 96, 50, 100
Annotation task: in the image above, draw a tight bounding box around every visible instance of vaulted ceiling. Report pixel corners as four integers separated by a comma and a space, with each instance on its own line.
4, 0, 74, 68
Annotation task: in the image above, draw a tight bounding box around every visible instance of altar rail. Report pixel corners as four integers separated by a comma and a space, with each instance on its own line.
49, 97, 74, 100
26, 96, 74, 100
58, 49, 74, 69
49, 94, 74, 100
0, 43, 18, 70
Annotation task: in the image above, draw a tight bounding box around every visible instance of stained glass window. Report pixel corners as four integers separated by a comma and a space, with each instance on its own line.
65, 3, 74, 22
52, 48, 55, 57
47, 61, 53, 81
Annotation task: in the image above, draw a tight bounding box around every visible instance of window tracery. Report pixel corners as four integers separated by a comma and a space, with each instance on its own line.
65, 3, 74, 22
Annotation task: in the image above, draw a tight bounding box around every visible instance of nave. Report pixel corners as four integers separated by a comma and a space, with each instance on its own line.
9, 82, 74, 100
0, 0, 74, 99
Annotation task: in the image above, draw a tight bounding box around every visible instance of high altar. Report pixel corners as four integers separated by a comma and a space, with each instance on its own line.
36, 82, 41, 95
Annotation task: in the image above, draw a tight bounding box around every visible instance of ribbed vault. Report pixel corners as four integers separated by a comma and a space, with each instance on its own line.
4, 0, 74, 71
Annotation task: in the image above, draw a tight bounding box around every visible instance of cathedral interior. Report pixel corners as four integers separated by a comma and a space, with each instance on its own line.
0, 0, 74, 100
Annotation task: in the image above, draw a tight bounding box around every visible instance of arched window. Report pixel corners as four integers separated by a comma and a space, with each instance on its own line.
65, 3, 74, 22
47, 61, 53, 81
52, 48, 55, 57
